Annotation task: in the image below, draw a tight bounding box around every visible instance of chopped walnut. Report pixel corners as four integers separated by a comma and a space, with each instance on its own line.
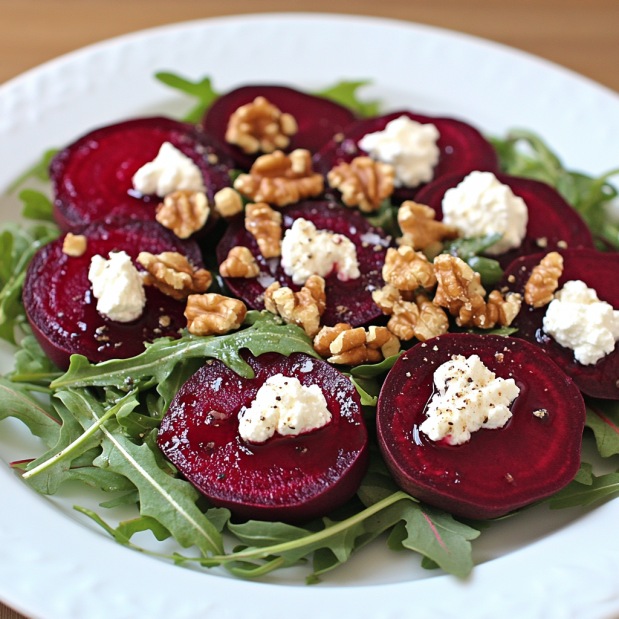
219, 246, 260, 278
185, 294, 247, 335
366, 325, 400, 358
413, 294, 451, 341
264, 275, 326, 337
62, 233, 87, 257
397, 201, 459, 250
137, 251, 212, 300
225, 96, 298, 155
214, 187, 243, 218
234, 149, 324, 207
371, 284, 402, 315
313, 323, 352, 357
155, 190, 209, 239
383, 246, 437, 291
327, 157, 395, 213
245, 202, 282, 258
488, 291, 522, 327
525, 252, 564, 308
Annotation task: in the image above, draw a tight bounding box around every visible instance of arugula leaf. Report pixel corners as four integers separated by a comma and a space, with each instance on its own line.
313, 80, 380, 118
6, 148, 59, 194
99, 490, 140, 509
465, 326, 518, 337
548, 469, 619, 509
585, 399, 619, 458
19, 189, 54, 222
349, 375, 379, 406
365, 198, 400, 238
154, 72, 220, 123
443, 233, 502, 260
9, 335, 62, 384
350, 352, 403, 378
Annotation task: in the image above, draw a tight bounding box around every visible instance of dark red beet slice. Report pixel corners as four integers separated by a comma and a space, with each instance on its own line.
157, 352, 369, 523
377, 333, 585, 520
314, 111, 499, 203
23, 218, 204, 369
217, 200, 389, 327
202, 86, 356, 170
501, 248, 619, 399
414, 173, 595, 269
50, 117, 234, 231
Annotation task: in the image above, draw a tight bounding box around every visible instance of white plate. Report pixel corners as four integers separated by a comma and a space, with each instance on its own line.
2, 13, 619, 619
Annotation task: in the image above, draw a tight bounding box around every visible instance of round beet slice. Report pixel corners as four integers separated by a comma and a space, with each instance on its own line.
50, 117, 234, 231
501, 248, 619, 399
217, 200, 389, 327
314, 111, 499, 203
377, 333, 585, 520
23, 218, 204, 369
157, 352, 369, 523
202, 85, 356, 170
414, 172, 594, 268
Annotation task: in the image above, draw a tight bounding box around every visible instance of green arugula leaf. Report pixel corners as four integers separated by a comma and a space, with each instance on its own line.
574, 461, 593, 486
99, 490, 140, 509
154, 72, 220, 123
365, 198, 400, 238
9, 335, 62, 384
465, 256, 503, 287
349, 375, 379, 406
465, 326, 518, 337
350, 351, 403, 377
19, 189, 54, 222
116, 516, 171, 543
548, 469, 619, 509
313, 80, 380, 118
585, 399, 619, 458
6, 148, 59, 194
443, 233, 502, 260
66, 467, 137, 493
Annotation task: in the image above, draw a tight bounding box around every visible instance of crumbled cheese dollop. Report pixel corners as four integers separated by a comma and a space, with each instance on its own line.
238, 374, 332, 443
442, 171, 528, 255
88, 251, 146, 322
543, 280, 619, 365
358, 115, 440, 188
280, 218, 360, 285
132, 141, 205, 197
419, 354, 519, 445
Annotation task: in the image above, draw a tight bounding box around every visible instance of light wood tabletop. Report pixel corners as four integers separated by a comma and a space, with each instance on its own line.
0, 2, 618, 618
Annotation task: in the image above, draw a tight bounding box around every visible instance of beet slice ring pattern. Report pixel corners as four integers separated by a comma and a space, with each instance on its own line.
377, 333, 585, 520
157, 352, 369, 523
202, 86, 356, 170
314, 111, 499, 203
50, 117, 234, 231
414, 172, 595, 269
500, 248, 619, 399
23, 218, 204, 369
217, 200, 389, 327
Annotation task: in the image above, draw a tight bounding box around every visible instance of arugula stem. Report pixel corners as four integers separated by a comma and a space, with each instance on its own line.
10, 372, 63, 383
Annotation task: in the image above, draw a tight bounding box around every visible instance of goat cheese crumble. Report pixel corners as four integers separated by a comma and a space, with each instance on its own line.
132, 141, 205, 197
543, 280, 619, 365
442, 171, 528, 255
88, 251, 146, 322
238, 374, 332, 443
358, 115, 440, 188
419, 354, 519, 445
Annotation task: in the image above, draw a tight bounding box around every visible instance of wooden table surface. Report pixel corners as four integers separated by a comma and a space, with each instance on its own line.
0, 1, 618, 618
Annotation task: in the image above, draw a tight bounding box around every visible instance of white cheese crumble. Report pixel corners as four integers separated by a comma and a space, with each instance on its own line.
358, 115, 440, 188
132, 141, 205, 197
543, 280, 619, 365
442, 171, 528, 256
88, 251, 146, 322
280, 218, 361, 286
419, 354, 519, 445
238, 374, 332, 443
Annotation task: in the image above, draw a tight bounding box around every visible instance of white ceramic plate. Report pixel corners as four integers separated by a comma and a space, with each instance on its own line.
2, 13, 619, 619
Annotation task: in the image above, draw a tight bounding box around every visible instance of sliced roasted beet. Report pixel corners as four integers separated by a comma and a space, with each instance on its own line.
202, 86, 356, 170
23, 218, 203, 369
414, 173, 595, 268
50, 117, 234, 231
217, 200, 389, 327
377, 333, 585, 520
314, 111, 499, 203
157, 352, 369, 523
501, 248, 619, 399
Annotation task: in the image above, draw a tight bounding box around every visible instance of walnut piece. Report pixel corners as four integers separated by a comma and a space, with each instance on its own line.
62, 233, 87, 257
264, 275, 326, 337
137, 251, 212, 300
525, 252, 564, 308
366, 325, 400, 358
327, 157, 395, 213
155, 190, 209, 239
185, 294, 247, 336
245, 202, 282, 259
225, 96, 298, 155
219, 246, 260, 278
213, 187, 243, 218
234, 149, 324, 207
383, 246, 437, 291
313, 323, 351, 357
397, 201, 459, 250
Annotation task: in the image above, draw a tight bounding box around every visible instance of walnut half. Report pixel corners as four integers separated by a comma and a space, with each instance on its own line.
245, 202, 282, 258
185, 294, 247, 336
397, 201, 459, 250
219, 246, 260, 278
156, 190, 209, 239
382, 246, 437, 291
525, 252, 564, 308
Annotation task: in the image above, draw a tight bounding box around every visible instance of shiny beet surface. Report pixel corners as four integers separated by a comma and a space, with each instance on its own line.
377, 333, 585, 519
23, 218, 203, 369
501, 248, 619, 399
314, 111, 499, 203
157, 352, 369, 523
50, 117, 234, 231
202, 85, 356, 170
414, 173, 595, 269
